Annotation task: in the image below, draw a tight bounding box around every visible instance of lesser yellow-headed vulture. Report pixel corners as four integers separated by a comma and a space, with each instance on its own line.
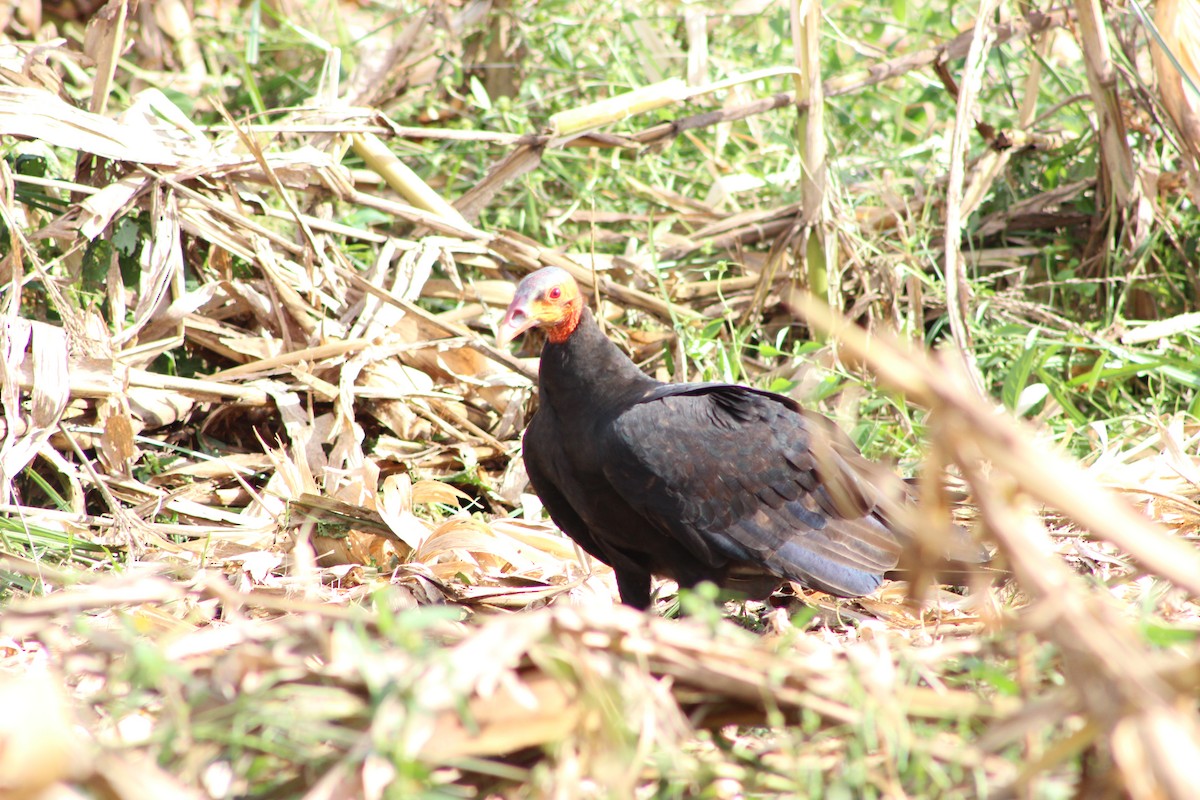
498, 267, 987, 610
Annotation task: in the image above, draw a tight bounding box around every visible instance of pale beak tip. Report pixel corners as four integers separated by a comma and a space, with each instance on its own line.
496, 308, 528, 347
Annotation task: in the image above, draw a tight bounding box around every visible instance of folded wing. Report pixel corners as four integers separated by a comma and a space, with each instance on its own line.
602, 383, 910, 597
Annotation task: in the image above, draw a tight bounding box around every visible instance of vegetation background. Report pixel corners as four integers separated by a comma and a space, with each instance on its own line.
1, 0, 1199, 797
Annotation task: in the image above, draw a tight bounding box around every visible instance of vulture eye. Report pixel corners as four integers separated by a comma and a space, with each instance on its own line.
548, 287, 562, 300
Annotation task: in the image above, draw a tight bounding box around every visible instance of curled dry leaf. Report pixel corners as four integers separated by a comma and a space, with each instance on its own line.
0, 318, 69, 503
410, 478, 471, 506
127, 386, 195, 430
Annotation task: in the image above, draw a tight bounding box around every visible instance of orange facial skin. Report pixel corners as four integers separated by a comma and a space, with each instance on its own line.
497, 267, 584, 345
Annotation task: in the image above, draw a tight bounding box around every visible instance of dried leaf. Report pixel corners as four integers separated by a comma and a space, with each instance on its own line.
0, 85, 181, 164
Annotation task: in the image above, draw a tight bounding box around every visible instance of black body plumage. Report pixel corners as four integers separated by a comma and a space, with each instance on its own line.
518, 305, 971, 609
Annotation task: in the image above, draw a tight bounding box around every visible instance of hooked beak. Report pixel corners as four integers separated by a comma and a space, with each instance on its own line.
496, 298, 539, 346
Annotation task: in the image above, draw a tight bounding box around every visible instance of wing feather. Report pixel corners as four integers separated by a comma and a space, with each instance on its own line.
602, 384, 904, 596
522, 410, 606, 559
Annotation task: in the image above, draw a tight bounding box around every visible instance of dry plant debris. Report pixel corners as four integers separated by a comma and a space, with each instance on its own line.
0, 1, 1198, 798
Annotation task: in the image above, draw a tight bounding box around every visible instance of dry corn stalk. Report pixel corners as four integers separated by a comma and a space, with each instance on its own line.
1152, 0, 1200, 158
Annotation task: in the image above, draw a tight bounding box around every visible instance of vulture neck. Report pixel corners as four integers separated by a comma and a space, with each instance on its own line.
537, 306, 656, 415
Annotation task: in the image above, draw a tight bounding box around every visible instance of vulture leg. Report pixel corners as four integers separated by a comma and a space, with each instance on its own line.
614, 568, 653, 610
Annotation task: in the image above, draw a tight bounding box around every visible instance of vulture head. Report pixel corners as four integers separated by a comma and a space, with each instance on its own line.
497, 267, 583, 345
